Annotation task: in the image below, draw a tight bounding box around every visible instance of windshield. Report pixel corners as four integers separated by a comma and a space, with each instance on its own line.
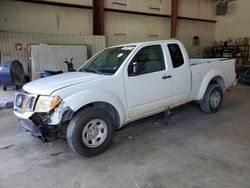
79, 46, 135, 75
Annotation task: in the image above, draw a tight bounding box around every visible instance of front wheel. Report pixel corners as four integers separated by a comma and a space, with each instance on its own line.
200, 84, 223, 113
67, 108, 115, 157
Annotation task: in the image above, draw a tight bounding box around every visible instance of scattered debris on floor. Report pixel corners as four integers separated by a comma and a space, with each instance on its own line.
0, 97, 14, 110
0, 144, 14, 150
49, 152, 64, 157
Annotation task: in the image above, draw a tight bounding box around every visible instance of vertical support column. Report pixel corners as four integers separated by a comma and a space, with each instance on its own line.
171, 0, 178, 38
93, 0, 104, 35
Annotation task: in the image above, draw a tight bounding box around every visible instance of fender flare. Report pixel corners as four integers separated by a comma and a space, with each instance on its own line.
63, 89, 127, 126
196, 69, 226, 100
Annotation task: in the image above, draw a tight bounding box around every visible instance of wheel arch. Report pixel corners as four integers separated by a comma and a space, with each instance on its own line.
63, 89, 127, 129
75, 101, 121, 129
196, 69, 226, 101
210, 76, 225, 90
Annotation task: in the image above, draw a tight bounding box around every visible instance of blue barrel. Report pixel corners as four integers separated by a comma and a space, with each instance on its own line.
0, 60, 25, 89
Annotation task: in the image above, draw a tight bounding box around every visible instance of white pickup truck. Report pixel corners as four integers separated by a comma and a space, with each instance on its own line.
13, 40, 236, 157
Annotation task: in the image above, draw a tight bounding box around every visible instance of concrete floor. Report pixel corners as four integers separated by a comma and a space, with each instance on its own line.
0, 87, 15, 109
0, 84, 249, 188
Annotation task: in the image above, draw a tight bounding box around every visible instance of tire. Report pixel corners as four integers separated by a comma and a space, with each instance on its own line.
67, 108, 115, 157
200, 84, 223, 113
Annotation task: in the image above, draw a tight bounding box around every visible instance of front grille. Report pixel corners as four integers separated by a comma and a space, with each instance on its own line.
29, 96, 35, 109
14, 92, 37, 113
14, 93, 26, 109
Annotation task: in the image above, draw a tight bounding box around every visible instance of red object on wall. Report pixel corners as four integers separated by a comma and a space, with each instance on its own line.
15, 43, 22, 51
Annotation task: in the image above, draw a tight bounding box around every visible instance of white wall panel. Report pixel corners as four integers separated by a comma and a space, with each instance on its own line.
105, 0, 172, 15
215, 0, 250, 41
178, 0, 216, 20
0, 1, 92, 35
105, 12, 170, 38
198, 0, 216, 20
177, 20, 215, 58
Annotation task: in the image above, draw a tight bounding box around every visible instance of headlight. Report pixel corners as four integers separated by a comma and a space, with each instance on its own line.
35, 96, 62, 112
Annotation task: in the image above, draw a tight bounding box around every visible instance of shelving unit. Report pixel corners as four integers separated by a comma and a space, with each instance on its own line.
211, 45, 250, 64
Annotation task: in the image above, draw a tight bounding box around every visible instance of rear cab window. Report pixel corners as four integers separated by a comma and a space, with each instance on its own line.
167, 44, 184, 68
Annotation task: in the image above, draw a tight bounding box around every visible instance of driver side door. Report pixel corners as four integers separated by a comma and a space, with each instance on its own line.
124, 44, 174, 118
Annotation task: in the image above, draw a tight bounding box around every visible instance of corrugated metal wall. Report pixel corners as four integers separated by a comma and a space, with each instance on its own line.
0, 32, 106, 74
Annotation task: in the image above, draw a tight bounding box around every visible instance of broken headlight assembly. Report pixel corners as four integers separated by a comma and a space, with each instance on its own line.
34, 96, 62, 113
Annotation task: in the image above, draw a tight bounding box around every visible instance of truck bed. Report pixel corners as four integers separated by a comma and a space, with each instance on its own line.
190, 58, 228, 65
189, 58, 236, 101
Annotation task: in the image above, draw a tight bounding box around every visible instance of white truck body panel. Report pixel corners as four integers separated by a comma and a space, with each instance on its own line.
23, 72, 107, 96
189, 59, 236, 101
52, 75, 129, 125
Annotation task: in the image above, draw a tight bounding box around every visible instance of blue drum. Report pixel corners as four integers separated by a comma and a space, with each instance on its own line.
0, 60, 25, 90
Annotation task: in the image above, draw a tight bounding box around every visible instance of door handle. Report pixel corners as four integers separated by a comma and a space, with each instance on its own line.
162, 75, 172, 79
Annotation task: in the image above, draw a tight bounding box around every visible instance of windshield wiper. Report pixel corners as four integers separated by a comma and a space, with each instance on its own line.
81, 68, 103, 74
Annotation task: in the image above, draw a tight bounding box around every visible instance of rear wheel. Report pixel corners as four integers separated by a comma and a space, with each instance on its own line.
200, 84, 223, 113
67, 108, 115, 157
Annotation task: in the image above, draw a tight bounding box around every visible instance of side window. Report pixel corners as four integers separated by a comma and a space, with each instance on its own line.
168, 44, 184, 68
128, 45, 165, 76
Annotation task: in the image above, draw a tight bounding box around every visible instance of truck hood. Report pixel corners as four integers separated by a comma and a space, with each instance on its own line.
23, 72, 106, 95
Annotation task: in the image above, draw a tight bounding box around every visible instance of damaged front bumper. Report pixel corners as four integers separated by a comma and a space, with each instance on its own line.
13, 92, 75, 140
19, 119, 44, 138
16, 107, 74, 140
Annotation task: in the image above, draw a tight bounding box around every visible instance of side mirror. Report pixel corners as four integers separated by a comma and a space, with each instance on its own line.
129, 62, 145, 76
132, 62, 138, 74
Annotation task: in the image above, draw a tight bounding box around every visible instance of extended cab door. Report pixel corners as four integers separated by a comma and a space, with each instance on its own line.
124, 44, 174, 118
165, 43, 191, 104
